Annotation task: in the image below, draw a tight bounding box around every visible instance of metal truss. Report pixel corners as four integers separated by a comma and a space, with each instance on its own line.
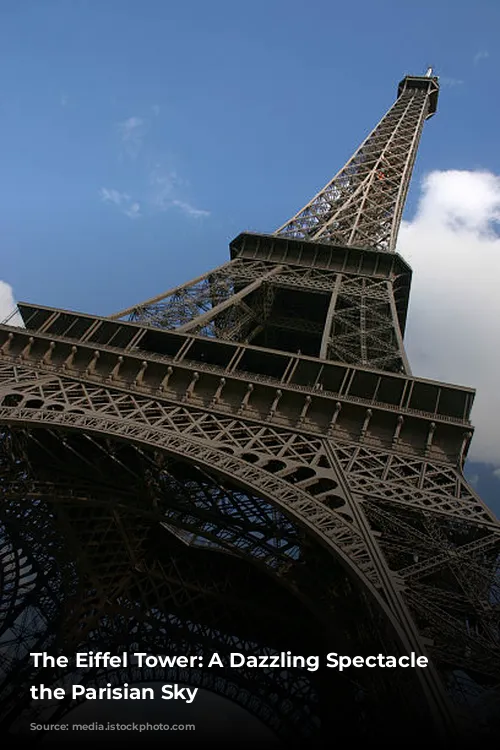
0, 424, 431, 741
110, 251, 411, 373
107, 74, 437, 373
275, 74, 438, 252
0, 346, 498, 738
0, 474, 322, 739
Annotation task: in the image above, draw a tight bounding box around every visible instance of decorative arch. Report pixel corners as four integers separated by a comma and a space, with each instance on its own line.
1, 402, 396, 629
0, 379, 439, 734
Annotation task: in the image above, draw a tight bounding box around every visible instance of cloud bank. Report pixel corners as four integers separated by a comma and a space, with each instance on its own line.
0, 281, 23, 326
398, 170, 500, 469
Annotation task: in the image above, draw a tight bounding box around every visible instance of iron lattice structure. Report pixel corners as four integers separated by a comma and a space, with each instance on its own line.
0, 71, 499, 743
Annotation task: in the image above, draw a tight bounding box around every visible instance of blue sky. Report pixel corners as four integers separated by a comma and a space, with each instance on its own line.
1, 1, 500, 737
1, 0, 498, 312
1, 0, 499, 510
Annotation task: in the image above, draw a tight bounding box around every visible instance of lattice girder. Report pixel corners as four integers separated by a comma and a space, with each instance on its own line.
0, 352, 499, 735
3, 67, 500, 741
0, 435, 432, 741
0, 470, 320, 737
108, 247, 411, 372
0, 319, 476, 466
104, 77, 437, 372
275, 75, 438, 252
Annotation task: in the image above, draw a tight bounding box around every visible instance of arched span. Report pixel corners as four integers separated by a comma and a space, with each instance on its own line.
0, 433, 421, 669
0, 392, 447, 730
0, 403, 404, 639
0, 423, 438, 739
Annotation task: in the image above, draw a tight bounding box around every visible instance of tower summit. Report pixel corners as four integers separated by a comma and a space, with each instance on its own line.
0, 72, 499, 744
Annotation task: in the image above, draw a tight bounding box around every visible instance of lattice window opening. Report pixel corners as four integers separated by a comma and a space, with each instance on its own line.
152, 468, 305, 563
192, 306, 256, 342
130, 278, 240, 331
417, 566, 499, 619
0, 384, 422, 516
176, 282, 331, 354
402, 606, 494, 665
14, 427, 310, 574
365, 501, 499, 561
404, 573, 500, 640
419, 627, 500, 690
0, 498, 72, 583
353, 455, 494, 516
3, 370, 490, 616
0, 529, 36, 581
2, 358, 464, 469
4, 426, 378, 620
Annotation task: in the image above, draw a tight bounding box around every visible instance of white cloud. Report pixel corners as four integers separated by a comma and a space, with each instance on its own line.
439, 77, 464, 87
150, 169, 179, 211
473, 50, 489, 65
149, 169, 209, 218
117, 116, 145, 158
99, 187, 141, 219
99, 187, 129, 206
99, 177, 207, 221
172, 199, 210, 219
494, 469, 500, 480
124, 202, 141, 219
398, 170, 500, 468
0, 281, 24, 327
149, 165, 207, 216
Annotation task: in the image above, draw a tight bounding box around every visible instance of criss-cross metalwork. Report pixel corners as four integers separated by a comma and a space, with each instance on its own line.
275, 73, 438, 252
1, 70, 499, 744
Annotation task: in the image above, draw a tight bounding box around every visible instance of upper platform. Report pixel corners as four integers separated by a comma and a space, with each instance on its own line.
230, 232, 413, 335
398, 73, 439, 118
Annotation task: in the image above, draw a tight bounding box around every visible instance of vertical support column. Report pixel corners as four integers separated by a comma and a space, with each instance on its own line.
319, 274, 342, 359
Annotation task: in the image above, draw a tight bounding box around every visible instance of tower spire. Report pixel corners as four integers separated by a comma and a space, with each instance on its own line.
275, 73, 439, 252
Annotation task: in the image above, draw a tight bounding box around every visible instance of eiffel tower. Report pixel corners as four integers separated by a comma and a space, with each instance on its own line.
0, 69, 499, 744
